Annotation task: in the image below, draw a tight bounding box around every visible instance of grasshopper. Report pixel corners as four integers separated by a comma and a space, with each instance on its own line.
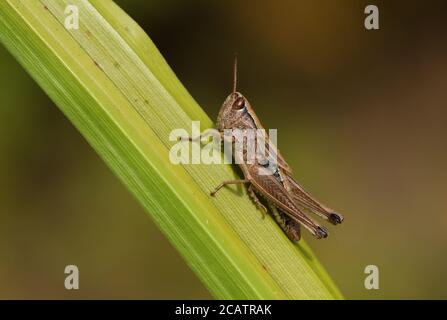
191, 58, 343, 241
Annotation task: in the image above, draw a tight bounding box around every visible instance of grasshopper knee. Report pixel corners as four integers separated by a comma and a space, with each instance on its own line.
315, 226, 329, 239
329, 212, 344, 225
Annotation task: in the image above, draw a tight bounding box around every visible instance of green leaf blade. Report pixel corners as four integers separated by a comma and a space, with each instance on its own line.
0, 0, 343, 299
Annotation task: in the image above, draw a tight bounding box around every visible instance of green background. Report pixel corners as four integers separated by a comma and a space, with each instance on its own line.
1, 0, 446, 299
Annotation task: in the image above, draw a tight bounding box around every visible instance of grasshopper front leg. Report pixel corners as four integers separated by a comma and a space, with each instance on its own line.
179, 129, 234, 144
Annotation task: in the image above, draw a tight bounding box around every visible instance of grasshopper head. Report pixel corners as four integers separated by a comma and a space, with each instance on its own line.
216, 92, 253, 131
216, 57, 261, 131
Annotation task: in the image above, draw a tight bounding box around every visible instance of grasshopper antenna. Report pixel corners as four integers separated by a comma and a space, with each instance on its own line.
233, 54, 238, 93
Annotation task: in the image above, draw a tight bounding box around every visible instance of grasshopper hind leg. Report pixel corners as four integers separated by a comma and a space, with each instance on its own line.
270, 205, 302, 242
248, 185, 268, 219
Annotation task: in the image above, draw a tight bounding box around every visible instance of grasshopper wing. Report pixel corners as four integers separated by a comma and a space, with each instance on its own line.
284, 174, 344, 225
248, 165, 328, 239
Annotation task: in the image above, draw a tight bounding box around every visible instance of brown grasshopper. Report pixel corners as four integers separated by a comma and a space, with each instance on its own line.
191, 58, 343, 241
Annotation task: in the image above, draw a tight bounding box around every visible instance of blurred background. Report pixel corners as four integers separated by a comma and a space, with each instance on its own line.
1, 0, 446, 299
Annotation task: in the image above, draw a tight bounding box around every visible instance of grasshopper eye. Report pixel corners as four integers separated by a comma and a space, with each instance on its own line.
233, 97, 246, 110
